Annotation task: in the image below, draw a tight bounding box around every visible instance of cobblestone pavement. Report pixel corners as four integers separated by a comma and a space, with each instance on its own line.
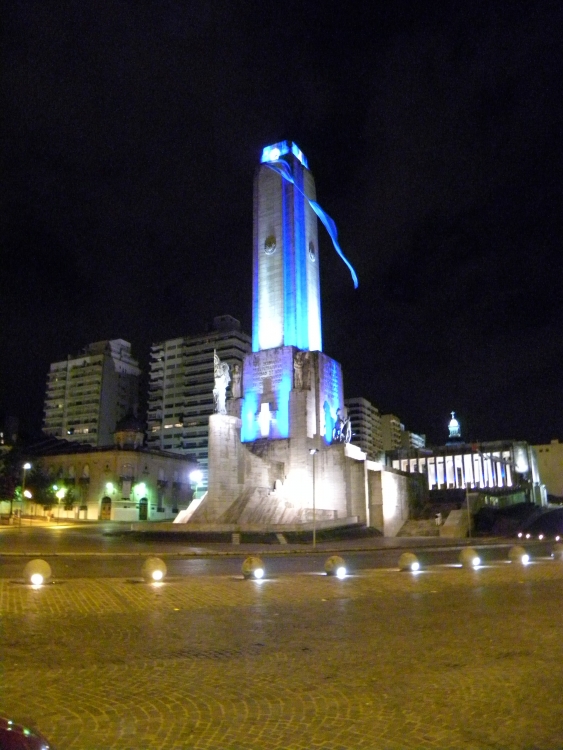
2, 561, 563, 749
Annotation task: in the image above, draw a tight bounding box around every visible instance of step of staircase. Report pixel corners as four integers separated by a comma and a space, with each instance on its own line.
398, 519, 440, 537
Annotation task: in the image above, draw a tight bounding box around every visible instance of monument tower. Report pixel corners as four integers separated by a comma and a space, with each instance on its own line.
253, 142, 322, 353
182, 141, 398, 530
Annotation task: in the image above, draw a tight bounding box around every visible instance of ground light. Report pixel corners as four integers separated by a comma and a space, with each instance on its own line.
552, 543, 563, 561
398, 552, 420, 572
324, 555, 346, 578
23, 559, 52, 586
242, 556, 265, 579
141, 557, 167, 582
459, 548, 481, 568
508, 545, 530, 565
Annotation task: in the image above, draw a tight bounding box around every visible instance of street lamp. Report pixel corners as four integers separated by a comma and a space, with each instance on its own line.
12, 462, 32, 519
190, 469, 203, 498
55, 487, 66, 521
309, 449, 319, 548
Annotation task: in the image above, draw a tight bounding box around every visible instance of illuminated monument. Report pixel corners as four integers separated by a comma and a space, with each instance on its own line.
178, 142, 417, 534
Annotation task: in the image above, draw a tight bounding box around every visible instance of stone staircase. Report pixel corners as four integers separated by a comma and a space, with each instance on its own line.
397, 519, 440, 537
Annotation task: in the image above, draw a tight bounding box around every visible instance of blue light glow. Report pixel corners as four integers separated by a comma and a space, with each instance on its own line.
276, 374, 291, 438
241, 390, 259, 442
265, 161, 359, 289
323, 400, 335, 445
261, 141, 308, 168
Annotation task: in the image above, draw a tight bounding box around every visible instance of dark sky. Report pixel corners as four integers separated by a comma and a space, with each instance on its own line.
2, 1, 562, 446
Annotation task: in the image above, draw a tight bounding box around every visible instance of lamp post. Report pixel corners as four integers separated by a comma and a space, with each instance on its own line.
189, 470, 203, 500
309, 449, 319, 548
13, 462, 32, 519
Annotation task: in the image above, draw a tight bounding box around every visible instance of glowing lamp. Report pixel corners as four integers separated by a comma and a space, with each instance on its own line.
141, 557, 167, 583
23, 490, 32, 499
189, 470, 203, 484
459, 548, 481, 569
508, 545, 529, 565
551, 543, 563, 561
398, 552, 420, 572
242, 556, 265, 579
23, 559, 52, 586
324, 555, 346, 577
269, 147, 280, 161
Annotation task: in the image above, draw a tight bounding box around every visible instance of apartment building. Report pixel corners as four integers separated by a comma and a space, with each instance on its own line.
344, 397, 383, 459
146, 316, 251, 486
43, 340, 140, 447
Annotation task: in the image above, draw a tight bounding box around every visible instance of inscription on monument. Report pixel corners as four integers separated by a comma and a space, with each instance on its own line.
245, 348, 293, 393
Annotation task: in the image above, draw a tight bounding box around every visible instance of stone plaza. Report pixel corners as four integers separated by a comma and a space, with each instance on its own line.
2, 558, 563, 749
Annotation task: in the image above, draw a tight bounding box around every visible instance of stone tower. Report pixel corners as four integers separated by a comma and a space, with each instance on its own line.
252, 141, 322, 354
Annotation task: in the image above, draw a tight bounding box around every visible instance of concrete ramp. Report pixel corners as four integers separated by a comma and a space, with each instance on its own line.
173, 493, 207, 523
439, 509, 469, 538
219, 487, 302, 526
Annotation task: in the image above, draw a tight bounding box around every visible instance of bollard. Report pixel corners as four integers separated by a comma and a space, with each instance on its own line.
242, 556, 265, 579
459, 548, 481, 568
508, 545, 529, 565
141, 557, 167, 582
398, 552, 420, 572
324, 555, 346, 578
23, 559, 52, 586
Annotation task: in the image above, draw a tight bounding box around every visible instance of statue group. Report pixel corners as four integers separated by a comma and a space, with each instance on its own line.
213, 351, 230, 415
332, 408, 352, 443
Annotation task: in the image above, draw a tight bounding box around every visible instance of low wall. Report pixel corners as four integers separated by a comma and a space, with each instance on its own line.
131, 516, 359, 533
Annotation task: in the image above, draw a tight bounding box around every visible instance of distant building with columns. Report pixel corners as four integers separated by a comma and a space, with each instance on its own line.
386, 413, 546, 506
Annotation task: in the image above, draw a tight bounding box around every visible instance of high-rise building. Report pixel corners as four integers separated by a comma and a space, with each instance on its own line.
146, 316, 251, 485
345, 397, 383, 459
400, 430, 426, 450
381, 413, 403, 451
43, 340, 141, 447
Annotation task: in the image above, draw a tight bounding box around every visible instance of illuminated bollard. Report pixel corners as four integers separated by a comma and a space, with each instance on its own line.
552, 543, 563, 561
324, 555, 346, 578
242, 556, 265, 579
141, 557, 167, 582
459, 547, 481, 568
508, 545, 530, 565
23, 559, 52, 586
398, 552, 420, 572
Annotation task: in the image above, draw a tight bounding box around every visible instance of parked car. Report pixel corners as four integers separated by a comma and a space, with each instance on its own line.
0, 716, 53, 749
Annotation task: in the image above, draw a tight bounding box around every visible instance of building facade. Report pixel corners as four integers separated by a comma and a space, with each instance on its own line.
345, 397, 383, 459
146, 316, 251, 485
381, 414, 403, 451
32, 443, 198, 522
43, 340, 141, 447
386, 440, 545, 506
534, 439, 563, 500
400, 429, 426, 450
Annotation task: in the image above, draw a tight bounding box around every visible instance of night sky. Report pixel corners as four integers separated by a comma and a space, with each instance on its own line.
3, 1, 562, 446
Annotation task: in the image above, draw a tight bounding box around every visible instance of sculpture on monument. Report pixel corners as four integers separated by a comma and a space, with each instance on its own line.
213, 350, 230, 415
293, 351, 304, 389
333, 408, 352, 443
231, 363, 242, 399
